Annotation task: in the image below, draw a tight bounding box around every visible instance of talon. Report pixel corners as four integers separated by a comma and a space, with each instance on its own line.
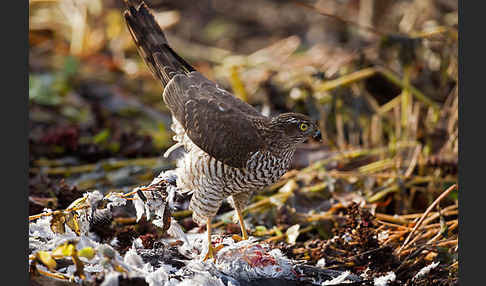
203, 245, 215, 261
203, 218, 217, 262
214, 244, 224, 252
232, 234, 244, 242
202, 243, 223, 261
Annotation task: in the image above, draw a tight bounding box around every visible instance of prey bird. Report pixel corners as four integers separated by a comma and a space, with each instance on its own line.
123, 0, 321, 260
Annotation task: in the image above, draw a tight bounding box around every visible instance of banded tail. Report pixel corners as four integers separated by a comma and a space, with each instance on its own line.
123, 0, 194, 88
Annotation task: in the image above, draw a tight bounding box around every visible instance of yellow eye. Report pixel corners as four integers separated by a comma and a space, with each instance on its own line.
299, 123, 309, 131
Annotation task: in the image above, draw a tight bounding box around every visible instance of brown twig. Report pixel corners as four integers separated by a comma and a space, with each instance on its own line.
29, 205, 90, 221
398, 184, 457, 253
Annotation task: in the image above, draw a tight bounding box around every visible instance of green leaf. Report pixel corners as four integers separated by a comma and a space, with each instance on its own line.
29, 74, 62, 106
255, 226, 267, 232
62, 56, 80, 78
93, 129, 111, 144
37, 251, 57, 270
51, 244, 67, 259
253, 225, 268, 236
273, 226, 283, 237
78, 247, 95, 260
64, 244, 76, 256
107, 142, 120, 153
53, 243, 76, 257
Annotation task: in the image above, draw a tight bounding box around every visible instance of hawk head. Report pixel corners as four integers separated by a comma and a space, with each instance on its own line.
269, 113, 322, 145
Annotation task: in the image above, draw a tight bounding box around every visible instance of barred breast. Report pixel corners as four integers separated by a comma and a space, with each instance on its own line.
170, 118, 295, 225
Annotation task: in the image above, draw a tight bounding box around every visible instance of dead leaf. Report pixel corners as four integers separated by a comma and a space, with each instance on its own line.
52, 243, 75, 258
50, 213, 66, 234
65, 212, 80, 235
78, 247, 95, 260
36, 251, 56, 271
286, 224, 301, 245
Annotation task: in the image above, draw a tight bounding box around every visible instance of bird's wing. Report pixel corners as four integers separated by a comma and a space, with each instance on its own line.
164, 72, 266, 168
124, 0, 267, 168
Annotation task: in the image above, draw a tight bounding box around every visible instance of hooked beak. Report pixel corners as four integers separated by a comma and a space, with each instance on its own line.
313, 130, 322, 142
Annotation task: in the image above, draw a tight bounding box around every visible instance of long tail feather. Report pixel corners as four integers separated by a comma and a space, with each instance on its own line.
123, 0, 194, 88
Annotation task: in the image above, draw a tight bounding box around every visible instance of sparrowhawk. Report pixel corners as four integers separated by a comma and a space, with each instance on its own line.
124, 0, 321, 260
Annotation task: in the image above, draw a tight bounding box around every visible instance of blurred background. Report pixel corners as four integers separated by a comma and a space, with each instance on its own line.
29, 0, 458, 278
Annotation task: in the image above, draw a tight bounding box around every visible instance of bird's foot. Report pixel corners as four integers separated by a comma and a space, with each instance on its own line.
242, 229, 249, 240
232, 234, 248, 242
202, 244, 223, 261
202, 245, 214, 261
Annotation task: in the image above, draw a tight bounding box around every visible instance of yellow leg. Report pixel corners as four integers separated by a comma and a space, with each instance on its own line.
203, 218, 215, 261
235, 205, 249, 240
